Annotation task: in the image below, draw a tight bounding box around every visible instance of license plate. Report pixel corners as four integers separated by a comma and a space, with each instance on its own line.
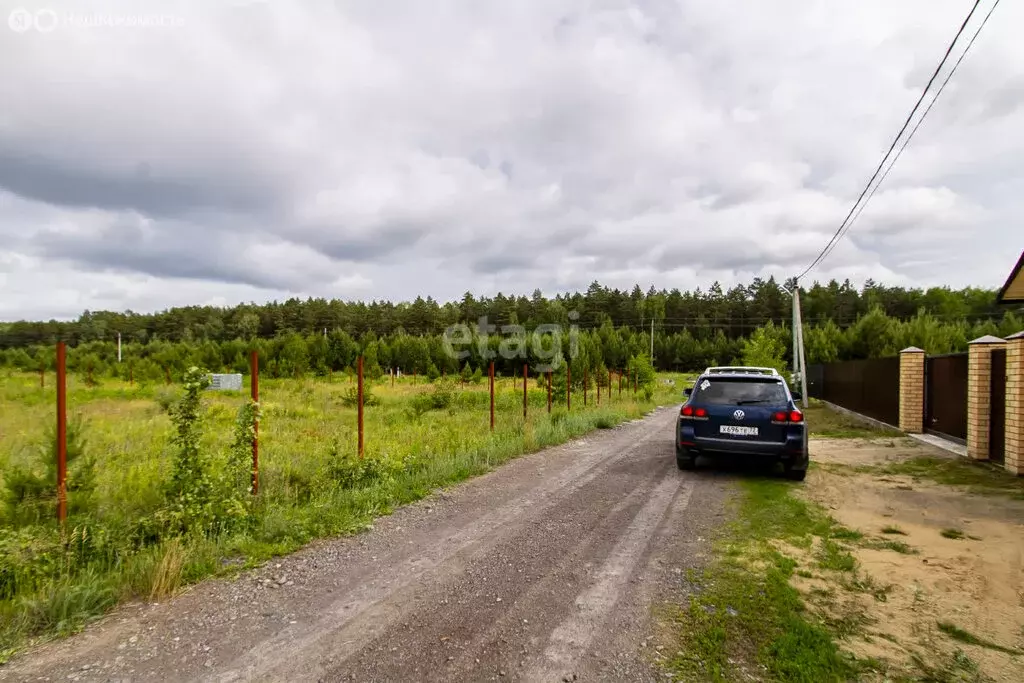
720, 425, 758, 436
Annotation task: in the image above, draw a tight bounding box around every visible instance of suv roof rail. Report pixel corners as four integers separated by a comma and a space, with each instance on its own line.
703, 366, 780, 377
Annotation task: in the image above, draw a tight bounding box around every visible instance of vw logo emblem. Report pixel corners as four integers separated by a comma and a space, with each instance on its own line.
733, 409, 745, 421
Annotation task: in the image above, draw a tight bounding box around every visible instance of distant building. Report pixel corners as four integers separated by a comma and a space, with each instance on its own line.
996, 250, 1024, 305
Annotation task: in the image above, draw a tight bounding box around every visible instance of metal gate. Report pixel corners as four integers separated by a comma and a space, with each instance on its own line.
990, 349, 1006, 463
925, 353, 968, 443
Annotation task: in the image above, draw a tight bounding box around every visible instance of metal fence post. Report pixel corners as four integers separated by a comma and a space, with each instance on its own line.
523, 363, 528, 419
567, 365, 571, 411
547, 371, 552, 413
250, 350, 259, 495
358, 355, 365, 458
56, 342, 67, 523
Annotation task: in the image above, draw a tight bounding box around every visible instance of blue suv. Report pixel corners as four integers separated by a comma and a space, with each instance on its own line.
675, 366, 808, 480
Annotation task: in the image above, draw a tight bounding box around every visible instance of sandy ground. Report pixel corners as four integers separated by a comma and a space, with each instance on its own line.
804, 438, 1024, 682
0, 407, 730, 683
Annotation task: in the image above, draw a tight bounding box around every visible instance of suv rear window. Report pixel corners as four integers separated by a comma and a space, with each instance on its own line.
691, 378, 788, 405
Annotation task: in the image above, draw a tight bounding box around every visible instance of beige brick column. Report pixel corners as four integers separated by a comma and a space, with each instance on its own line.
967, 336, 1005, 460
899, 347, 926, 434
1005, 331, 1024, 476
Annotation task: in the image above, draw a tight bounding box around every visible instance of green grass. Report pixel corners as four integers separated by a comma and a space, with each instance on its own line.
817, 539, 857, 572
665, 478, 879, 683
881, 525, 907, 535
877, 456, 1024, 500
862, 538, 917, 555
0, 371, 689, 659
940, 528, 965, 540
803, 402, 903, 439
936, 622, 1022, 656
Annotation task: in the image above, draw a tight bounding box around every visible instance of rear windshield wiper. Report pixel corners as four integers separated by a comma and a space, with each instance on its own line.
736, 399, 773, 405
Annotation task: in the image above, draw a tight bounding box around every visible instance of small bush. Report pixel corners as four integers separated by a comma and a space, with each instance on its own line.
340, 385, 381, 408
2, 415, 96, 526
154, 387, 179, 414
324, 446, 393, 490
410, 379, 456, 416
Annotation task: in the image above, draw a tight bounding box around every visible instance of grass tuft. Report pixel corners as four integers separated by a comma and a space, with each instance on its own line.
940, 528, 965, 540
862, 538, 917, 555
936, 621, 1022, 656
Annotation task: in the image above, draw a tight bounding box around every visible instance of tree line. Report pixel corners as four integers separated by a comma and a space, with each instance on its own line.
1, 277, 1018, 350
1, 306, 1020, 380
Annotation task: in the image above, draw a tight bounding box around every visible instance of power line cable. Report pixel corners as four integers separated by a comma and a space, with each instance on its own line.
796, 0, 983, 280
816, 0, 1001, 268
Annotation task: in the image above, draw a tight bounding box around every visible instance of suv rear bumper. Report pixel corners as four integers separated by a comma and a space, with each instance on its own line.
677, 423, 807, 465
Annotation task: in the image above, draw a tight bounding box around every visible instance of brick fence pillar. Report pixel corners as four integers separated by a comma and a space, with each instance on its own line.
1005, 331, 1024, 476
967, 336, 1005, 460
899, 347, 926, 433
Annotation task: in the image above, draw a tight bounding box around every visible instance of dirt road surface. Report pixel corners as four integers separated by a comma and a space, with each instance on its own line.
1, 406, 731, 683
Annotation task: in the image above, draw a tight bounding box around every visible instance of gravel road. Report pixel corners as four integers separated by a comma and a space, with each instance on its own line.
0, 406, 732, 683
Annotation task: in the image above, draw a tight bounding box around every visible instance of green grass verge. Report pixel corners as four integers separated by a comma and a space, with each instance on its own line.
665, 477, 881, 682
803, 402, 902, 440
877, 456, 1024, 500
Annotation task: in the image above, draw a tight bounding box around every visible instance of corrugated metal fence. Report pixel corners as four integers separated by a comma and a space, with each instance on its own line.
806, 356, 900, 426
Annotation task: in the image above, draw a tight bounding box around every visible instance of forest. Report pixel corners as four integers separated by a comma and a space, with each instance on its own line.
1, 277, 1021, 378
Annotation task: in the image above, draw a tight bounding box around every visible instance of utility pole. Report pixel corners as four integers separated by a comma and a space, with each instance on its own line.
790, 294, 799, 379
117, 332, 122, 363
793, 284, 809, 408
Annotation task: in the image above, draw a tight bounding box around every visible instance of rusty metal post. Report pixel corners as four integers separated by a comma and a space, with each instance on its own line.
618, 371, 622, 397
584, 368, 588, 406
56, 342, 67, 523
547, 371, 552, 413
489, 362, 495, 431
357, 355, 365, 458
634, 370, 638, 394
250, 350, 259, 495
392, 368, 395, 386
523, 363, 528, 419
165, 366, 171, 385
567, 365, 571, 411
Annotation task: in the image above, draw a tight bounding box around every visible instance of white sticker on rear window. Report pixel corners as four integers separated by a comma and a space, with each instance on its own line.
700, 379, 711, 391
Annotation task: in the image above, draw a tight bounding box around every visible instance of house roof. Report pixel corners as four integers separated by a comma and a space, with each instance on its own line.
996, 250, 1024, 304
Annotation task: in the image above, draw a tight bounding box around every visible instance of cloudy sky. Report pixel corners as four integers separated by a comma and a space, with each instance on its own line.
1, 0, 1021, 321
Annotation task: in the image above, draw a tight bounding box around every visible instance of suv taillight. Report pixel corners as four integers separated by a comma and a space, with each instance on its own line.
772, 410, 804, 424
680, 405, 708, 420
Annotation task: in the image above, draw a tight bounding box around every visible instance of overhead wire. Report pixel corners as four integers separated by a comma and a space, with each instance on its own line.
814, 0, 1002, 269
796, 0, 984, 280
